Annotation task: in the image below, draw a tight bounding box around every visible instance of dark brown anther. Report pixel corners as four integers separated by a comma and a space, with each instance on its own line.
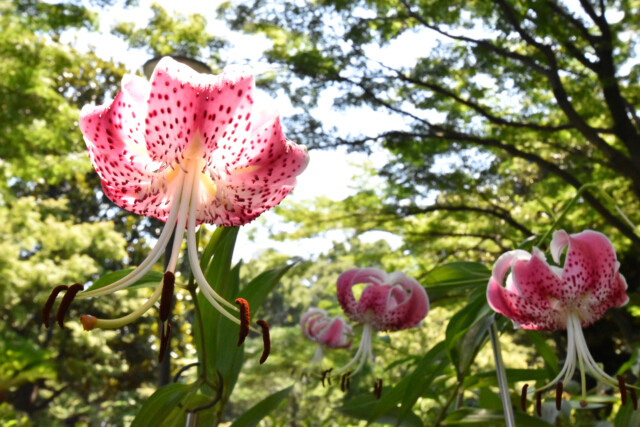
520, 384, 528, 412
536, 391, 542, 417
630, 387, 638, 410
618, 375, 628, 405
340, 372, 351, 392
321, 368, 333, 387
158, 323, 172, 363
555, 382, 563, 410
235, 298, 250, 346
56, 283, 84, 327
159, 272, 175, 322
346, 375, 351, 391
42, 285, 68, 328
373, 378, 383, 399
257, 319, 270, 364
580, 400, 587, 407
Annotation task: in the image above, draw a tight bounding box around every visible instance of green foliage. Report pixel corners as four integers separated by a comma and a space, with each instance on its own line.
229, 386, 293, 427
112, 2, 226, 67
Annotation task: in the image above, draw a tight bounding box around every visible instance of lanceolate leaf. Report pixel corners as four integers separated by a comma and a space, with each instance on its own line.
238, 260, 299, 313
422, 262, 491, 302
445, 287, 493, 379
230, 386, 293, 427
365, 341, 448, 424
524, 330, 559, 373
131, 383, 191, 427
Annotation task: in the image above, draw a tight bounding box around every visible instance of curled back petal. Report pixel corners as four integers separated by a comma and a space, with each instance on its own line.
318, 318, 353, 349
337, 268, 387, 321
381, 273, 429, 331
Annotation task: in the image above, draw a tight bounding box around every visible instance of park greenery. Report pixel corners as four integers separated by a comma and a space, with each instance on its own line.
2, 0, 640, 425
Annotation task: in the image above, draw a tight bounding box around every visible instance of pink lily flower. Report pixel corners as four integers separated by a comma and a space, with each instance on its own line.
43, 57, 308, 352
487, 230, 632, 410
301, 308, 353, 364
333, 268, 429, 388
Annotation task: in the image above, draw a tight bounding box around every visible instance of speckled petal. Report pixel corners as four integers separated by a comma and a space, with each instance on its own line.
144, 57, 254, 166
555, 230, 629, 325
337, 268, 387, 320
380, 272, 429, 331
195, 112, 308, 226
80, 75, 178, 220
487, 278, 558, 329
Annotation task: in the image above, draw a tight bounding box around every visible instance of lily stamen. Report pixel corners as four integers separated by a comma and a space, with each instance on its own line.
320, 368, 333, 387
235, 298, 250, 346
42, 285, 68, 328
618, 375, 628, 405
536, 391, 542, 416
56, 283, 83, 327
159, 272, 175, 322
76, 175, 184, 300
159, 322, 172, 362
373, 378, 383, 399
257, 319, 270, 364
340, 371, 352, 392
555, 382, 563, 411
520, 384, 528, 411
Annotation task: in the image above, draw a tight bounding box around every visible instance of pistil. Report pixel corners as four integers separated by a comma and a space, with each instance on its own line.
80, 285, 163, 330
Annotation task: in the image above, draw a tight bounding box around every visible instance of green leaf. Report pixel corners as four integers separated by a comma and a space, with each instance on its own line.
199, 227, 236, 273
238, 260, 299, 314
615, 397, 640, 427
365, 341, 448, 423
423, 262, 490, 302
84, 268, 164, 292
230, 386, 293, 427
130, 383, 191, 427
337, 393, 424, 426
445, 287, 493, 378
443, 408, 552, 426
524, 330, 558, 373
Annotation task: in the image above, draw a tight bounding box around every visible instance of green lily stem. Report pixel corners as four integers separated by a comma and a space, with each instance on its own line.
490, 318, 515, 427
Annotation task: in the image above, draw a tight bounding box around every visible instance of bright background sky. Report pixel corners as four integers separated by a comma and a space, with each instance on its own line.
64, 0, 438, 260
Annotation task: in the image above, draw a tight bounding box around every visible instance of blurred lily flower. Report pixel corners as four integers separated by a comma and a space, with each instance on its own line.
334, 268, 429, 394
301, 307, 353, 364
43, 57, 308, 358
487, 230, 632, 412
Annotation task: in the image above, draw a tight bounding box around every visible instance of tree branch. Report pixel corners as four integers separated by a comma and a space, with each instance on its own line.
382, 64, 575, 132
400, 204, 533, 237
397, 0, 549, 75
383, 129, 640, 247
